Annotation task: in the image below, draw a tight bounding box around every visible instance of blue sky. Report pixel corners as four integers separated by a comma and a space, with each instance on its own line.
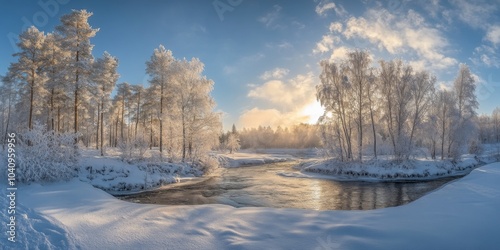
1, 0, 500, 130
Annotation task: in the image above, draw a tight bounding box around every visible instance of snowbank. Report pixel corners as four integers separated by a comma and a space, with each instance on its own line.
216, 148, 319, 168
217, 152, 294, 168
78, 150, 204, 193
295, 155, 483, 181
2, 163, 500, 249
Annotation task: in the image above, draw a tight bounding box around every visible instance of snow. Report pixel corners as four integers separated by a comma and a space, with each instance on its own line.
289, 150, 500, 181
293, 156, 480, 181
2, 162, 500, 249
78, 149, 204, 194
217, 151, 294, 168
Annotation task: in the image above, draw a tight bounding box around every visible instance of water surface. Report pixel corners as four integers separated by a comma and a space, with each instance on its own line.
117, 162, 458, 210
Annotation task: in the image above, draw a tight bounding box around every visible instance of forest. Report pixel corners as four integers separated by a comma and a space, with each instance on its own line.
0, 10, 221, 163
315, 50, 488, 162
1, 9, 500, 168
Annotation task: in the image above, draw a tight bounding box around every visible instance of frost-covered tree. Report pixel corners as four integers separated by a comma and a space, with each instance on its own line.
56, 9, 98, 136
0, 74, 18, 149
171, 58, 221, 161
317, 60, 353, 161
452, 64, 478, 155
227, 133, 240, 154
493, 108, 500, 143
432, 90, 457, 159
8, 26, 47, 131
454, 64, 478, 120
346, 50, 371, 162
91, 52, 118, 155
378, 60, 414, 160
146, 45, 174, 153
408, 70, 435, 153
43, 32, 69, 132
116, 82, 133, 142
130, 84, 145, 140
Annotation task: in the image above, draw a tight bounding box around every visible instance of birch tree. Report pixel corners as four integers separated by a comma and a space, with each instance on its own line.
346, 50, 371, 161
171, 58, 220, 161
317, 60, 353, 161
92, 52, 118, 155
146, 45, 174, 153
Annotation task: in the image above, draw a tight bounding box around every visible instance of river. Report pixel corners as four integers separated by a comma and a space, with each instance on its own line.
117, 161, 458, 210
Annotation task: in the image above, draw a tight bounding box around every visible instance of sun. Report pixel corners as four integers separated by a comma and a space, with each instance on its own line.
301, 101, 325, 124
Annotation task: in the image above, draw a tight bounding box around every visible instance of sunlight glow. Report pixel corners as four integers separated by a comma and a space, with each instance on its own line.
301, 101, 325, 124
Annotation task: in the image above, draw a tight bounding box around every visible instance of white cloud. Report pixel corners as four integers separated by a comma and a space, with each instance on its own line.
239, 72, 322, 128
292, 21, 306, 29
237, 108, 312, 129
329, 22, 343, 33
313, 35, 337, 54
329, 46, 350, 62
343, 9, 404, 53
258, 5, 284, 29
260, 68, 290, 80
339, 8, 457, 70
316, 2, 336, 16
472, 45, 500, 68
315, 0, 347, 17
486, 25, 500, 46
449, 0, 497, 29
249, 73, 316, 109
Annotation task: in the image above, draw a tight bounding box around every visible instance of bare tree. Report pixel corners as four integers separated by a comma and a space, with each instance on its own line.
346, 50, 371, 162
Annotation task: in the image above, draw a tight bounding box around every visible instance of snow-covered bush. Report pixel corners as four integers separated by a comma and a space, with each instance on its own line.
17, 125, 79, 183
468, 139, 483, 155
118, 137, 150, 162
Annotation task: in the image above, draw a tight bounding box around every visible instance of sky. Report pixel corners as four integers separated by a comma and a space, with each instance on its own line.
1, 0, 500, 130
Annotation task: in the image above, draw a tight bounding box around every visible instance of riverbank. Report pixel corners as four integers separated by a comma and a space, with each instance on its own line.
292, 155, 484, 182
2, 162, 500, 249
77, 149, 207, 194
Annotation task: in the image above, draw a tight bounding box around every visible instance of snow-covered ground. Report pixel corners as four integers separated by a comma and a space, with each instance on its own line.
216, 148, 309, 168
291, 155, 482, 182
289, 144, 500, 182
77, 149, 206, 194
2, 162, 500, 249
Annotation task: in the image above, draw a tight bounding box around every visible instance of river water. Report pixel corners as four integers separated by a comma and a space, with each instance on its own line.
117, 162, 458, 210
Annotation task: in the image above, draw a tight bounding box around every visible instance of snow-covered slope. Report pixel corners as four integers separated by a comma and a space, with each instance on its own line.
294, 156, 482, 181
2, 162, 500, 249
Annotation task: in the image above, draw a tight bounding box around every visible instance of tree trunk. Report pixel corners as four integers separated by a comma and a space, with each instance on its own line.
182, 108, 186, 161
441, 112, 446, 160
357, 83, 363, 162
29, 71, 35, 131
74, 48, 80, 144
370, 107, 377, 159
96, 103, 100, 149
135, 90, 141, 140
150, 114, 153, 150
50, 89, 54, 131
121, 96, 125, 142
100, 102, 104, 156
159, 77, 164, 153
57, 106, 61, 132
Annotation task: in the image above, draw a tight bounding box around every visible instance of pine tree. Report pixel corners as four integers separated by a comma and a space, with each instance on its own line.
56, 9, 98, 138
9, 26, 47, 131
